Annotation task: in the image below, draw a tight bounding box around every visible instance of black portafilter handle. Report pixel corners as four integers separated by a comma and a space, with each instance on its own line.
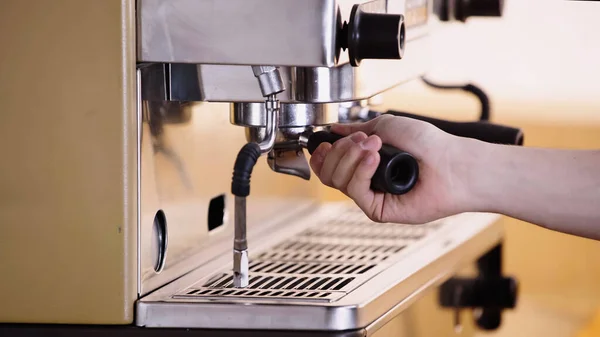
384, 110, 524, 146
306, 131, 419, 195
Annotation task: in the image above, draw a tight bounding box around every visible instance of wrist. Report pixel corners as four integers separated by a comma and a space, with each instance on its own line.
448, 136, 498, 214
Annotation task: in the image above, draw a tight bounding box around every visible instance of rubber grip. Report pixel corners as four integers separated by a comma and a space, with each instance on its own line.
385, 110, 524, 145
306, 131, 419, 195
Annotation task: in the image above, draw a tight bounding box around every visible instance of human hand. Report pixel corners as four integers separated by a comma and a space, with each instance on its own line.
309, 114, 474, 224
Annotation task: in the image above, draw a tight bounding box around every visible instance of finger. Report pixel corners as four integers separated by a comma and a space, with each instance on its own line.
329, 115, 392, 136
319, 132, 367, 186
346, 151, 381, 216
330, 145, 366, 193
309, 142, 332, 177
331, 135, 383, 192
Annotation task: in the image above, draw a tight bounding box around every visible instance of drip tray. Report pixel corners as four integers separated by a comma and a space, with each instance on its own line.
173, 211, 436, 304
137, 202, 503, 331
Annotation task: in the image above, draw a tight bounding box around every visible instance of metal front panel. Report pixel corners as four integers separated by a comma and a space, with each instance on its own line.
138, 99, 320, 296
136, 0, 431, 67
0, 0, 138, 324
194, 38, 430, 103
137, 204, 503, 330
137, 0, 339, 66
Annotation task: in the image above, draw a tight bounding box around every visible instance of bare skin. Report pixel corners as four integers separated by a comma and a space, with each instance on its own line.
309, 115, 600, 241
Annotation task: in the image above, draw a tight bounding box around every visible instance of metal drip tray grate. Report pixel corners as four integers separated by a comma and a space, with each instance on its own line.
176, 273, 352, 302
258, 242, 404, 263
249, 261, 376, 275
175, 207, 444, 303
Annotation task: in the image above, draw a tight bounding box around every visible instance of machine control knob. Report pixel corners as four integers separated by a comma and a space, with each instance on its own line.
455, 0, 504, 21
343, 4, 406, 67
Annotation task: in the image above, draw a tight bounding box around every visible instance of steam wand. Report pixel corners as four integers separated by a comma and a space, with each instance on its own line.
231, 66, 284, 288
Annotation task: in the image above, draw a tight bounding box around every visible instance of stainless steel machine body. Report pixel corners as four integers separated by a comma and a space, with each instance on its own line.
0, 0, 512, 336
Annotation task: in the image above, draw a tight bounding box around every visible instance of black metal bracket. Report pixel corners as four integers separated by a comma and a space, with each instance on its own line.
439, 244, 518, 330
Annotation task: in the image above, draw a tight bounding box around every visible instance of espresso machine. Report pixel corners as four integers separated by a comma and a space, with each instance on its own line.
0, 0, 520, 336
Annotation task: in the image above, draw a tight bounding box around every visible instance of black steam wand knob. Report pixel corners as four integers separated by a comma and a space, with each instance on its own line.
341, 4, 406, 67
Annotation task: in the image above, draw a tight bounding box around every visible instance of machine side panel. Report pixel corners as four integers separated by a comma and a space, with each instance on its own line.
0, 0, 138, 324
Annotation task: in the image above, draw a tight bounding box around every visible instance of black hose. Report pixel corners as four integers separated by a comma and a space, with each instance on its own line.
421, 77, 491, 121
231, 143, 262, 197
384, 110, 524, 146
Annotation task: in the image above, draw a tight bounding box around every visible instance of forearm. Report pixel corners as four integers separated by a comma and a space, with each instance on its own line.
460, 139, 600, 240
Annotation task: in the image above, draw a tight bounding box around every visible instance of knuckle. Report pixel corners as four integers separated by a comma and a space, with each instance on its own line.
331, 174, 345, 190
347, 143, 365, 158
331, 137, 350, 150
379, 114, 395, 122
346, 180, 360, 199
374, 114, 394, 126
320, 173, 333, 186
354, 131, 368, 140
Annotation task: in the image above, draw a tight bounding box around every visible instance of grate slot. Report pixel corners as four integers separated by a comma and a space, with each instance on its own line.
203, 274, 226, 288
321, 277, 344, 290
263, 277, 285, 289
286, 264, 307, 274
298, 277, 320, 289
339, 264, 357, 274
260, 263, 284, 273
309, 277, 331, 290
286, 277, 308, 289
293, 243, 309, 250
333, 278, 355, 290
308, 264, 331, 274
358, 265, 375, 274
250, 276, 273, 289
250, 262, 269, 272
325, 264, 349, 274
296, 264, 319, 274
248, 275, 262, 286
345, 264, 367, 274
269, 262, 295, 274
272, 277, 296, 289
303, 243, 317, 251
214, 276, 233, 288
319, 264, 342, 274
